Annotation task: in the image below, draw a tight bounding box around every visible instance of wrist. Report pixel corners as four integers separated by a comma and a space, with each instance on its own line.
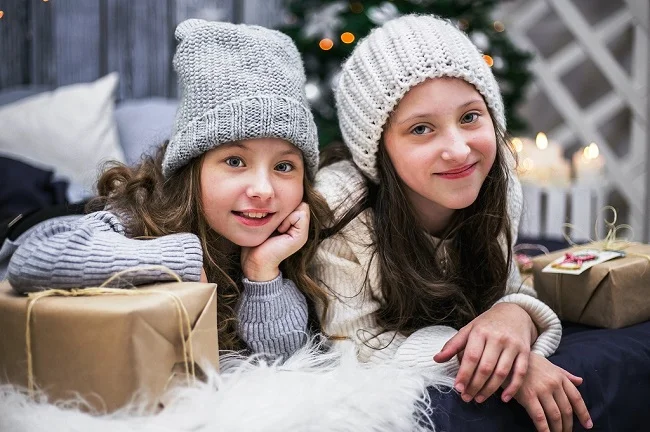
243, 265, 281, 282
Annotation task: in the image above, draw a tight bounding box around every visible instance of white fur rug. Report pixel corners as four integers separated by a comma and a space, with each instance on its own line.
0, 341, 454, 432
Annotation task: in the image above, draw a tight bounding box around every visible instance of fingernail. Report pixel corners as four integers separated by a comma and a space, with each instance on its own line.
455, 383, 464, 393
475, 395, 485, 403
586, 419, 593, 429
461, 394, 472, 403
502, 394, 511, 403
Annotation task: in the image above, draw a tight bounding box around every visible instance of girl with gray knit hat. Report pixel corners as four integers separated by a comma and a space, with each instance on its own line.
8, 19, 331, 359
313, 14, 592, 431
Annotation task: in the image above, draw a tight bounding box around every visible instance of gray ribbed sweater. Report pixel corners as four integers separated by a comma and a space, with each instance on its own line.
6, 211, 308, 359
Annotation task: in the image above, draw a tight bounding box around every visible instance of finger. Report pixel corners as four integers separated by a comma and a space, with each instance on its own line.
476, 348, 517, 403
563, 378, 593, 429
464, 339, 504, 402
277, 209, 308, 234
560, 368, 583, 386
552, 387, 573, 432
455, 334, 486, 399
434, 325, 470, 363
502, 353, 530, 402
539, 392, 563, 432
521, 397, 550, 432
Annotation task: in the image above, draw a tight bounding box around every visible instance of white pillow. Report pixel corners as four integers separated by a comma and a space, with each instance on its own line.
0, 73, 125, 196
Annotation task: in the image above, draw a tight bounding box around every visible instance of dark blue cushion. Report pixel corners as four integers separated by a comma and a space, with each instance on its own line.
424, 321, 650, 431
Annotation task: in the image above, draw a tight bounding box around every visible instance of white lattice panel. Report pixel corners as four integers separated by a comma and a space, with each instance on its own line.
500, 0, 649, 240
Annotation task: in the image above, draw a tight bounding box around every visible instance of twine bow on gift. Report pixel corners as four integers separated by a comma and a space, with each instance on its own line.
562, 205, 650, 263
24, 266, 197, 397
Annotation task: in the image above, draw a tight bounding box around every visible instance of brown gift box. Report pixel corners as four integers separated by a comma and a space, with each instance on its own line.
532, 243, 650, 328
0, 280, 218, 412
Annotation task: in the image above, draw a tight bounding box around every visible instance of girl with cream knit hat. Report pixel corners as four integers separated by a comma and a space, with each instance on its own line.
313, 14, 592, 431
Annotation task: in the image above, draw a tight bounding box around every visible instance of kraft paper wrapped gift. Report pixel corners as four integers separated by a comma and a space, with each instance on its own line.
532, 244, 650, 328
0, 280, 218, 412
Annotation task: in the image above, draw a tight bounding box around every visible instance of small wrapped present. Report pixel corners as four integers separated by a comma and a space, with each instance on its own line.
0, 280, 218, 412
532, 243, 650, 328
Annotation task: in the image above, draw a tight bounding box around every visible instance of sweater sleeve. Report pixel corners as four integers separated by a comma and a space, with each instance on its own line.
7, 210, 203, 293
236, 273, 308, 359
313, 234, 460, 379
493, 171, 562, 357
313, 161, 459, 380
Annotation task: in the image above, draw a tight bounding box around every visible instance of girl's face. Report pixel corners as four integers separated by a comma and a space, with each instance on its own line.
383, 77, 497, 234
200, 138, 304, 247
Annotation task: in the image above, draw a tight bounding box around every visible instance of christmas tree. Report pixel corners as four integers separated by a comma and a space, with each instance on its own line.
279, 0, 533, 147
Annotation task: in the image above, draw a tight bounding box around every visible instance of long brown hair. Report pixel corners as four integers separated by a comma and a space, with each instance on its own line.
320, 116, 514, 333
88, 142, 331, 350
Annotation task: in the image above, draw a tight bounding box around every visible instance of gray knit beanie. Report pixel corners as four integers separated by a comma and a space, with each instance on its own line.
335, 14, 505, 183
162, 19, 319, 178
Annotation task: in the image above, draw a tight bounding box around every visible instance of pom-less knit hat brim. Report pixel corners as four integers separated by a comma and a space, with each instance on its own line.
164, 95, 318, 177
162, 19, 319, 178
335, 14, 505, 183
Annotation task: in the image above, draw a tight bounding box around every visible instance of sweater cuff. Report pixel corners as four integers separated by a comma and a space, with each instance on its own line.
495, 293, 562, 357
242, 272, 284, 298
153, 233, 203, 282
392, 326, 460, 381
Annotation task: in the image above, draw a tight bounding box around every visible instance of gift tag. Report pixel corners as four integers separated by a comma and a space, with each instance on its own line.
542, 249, 625, 275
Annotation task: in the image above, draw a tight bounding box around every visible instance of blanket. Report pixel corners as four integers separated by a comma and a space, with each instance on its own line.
0, 341, 454, 432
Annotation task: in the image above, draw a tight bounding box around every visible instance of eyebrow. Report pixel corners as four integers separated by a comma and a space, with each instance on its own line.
396, 98, 485, 125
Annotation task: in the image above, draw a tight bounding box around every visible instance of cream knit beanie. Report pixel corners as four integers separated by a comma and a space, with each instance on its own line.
335, 14, 505, 183
163, 19, 319, 178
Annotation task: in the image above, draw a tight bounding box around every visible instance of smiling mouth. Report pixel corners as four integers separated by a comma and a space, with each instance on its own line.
232, 211, 275, 226
236, 211, 270, 219
437, 163, 477, 175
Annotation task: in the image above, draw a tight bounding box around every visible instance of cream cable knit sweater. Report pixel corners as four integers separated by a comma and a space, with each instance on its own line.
313, 160, 561, 377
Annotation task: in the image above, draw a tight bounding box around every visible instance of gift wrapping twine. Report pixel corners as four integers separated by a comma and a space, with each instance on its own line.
24, 266, 197, 397
562, 205, 650, 264
553, 206, 650, 314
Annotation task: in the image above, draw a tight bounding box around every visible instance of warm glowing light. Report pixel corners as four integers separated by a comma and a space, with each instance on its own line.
583, 142, 600, 160
305, 82, 320, 101
511, 137, 524, 153
42, 0, 49, 2
341, 32, 355, 44
0, 10, 4, 19
493, 21, 505, 32
522, 158, 534, 171
319, 38, 334, 51
535, 132, 548, 150
483, 55, 494, 67
350, 2, 364, 13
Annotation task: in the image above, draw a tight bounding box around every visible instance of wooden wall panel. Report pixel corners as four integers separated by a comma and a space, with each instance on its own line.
28, 0, 55, 86
130, 0, 173, 98
0, 1, 28, 89
0, 0, 280, 96
53, 0, 101, 87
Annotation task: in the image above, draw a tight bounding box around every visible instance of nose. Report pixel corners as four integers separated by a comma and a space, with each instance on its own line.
440, 128, 471, 162
246, 169, 275, 200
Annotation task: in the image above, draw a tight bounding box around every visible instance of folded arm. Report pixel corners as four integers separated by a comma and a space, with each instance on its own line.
8, 211, 203, 292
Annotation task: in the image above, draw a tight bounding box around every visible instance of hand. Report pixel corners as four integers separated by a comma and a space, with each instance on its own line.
241, 202, 310, 281
200, 267, 208, 283
434, 303, 536, 403
514, 353, 592, 432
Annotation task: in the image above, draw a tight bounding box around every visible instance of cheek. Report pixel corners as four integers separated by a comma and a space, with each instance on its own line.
277, 178, 304, 209
199, 173, 240, 216
476, 134, 497, 166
